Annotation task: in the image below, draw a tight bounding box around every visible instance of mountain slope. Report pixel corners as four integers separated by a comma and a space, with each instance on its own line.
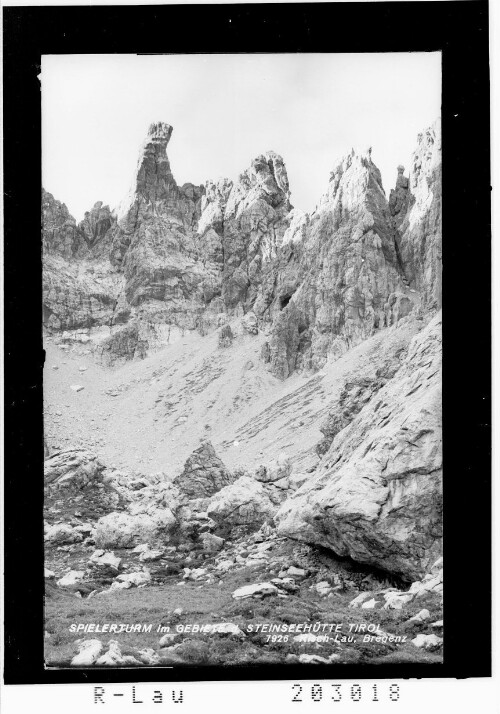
43, 120, 442, 581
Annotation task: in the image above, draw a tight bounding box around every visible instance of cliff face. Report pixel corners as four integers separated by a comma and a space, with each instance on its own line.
390, 120, 442, 310
196, 151, 293, 324
42, 189, 88, 259
43, 124, 215, 341
276, 312, 442, 580
42, 190, 122, 331
260, 150, 416, 378
43, 120, 440, 364
107, 123, 213, 336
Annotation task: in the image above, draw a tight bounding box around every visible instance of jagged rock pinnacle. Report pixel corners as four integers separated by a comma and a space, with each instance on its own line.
147, 122, 173, 143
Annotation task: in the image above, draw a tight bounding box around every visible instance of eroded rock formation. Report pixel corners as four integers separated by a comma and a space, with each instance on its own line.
43, 120, 443, 579
276, 313, 442, 580
261, 148, 416, 378
173, 440, 234, 499
390, 120, 442, 309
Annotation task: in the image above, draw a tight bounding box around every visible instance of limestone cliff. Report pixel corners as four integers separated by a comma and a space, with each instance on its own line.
42, 190, 122, 331
42, 189, 88, 259
276, 312, 442, 580
390, 120, 442, 309
262, 149, 415, 378
43, 120, 441, 364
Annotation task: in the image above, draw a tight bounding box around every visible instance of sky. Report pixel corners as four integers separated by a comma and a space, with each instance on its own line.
42, 53, 441, 222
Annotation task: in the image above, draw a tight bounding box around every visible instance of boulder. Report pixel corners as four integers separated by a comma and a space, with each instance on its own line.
57, 570, 84, 587
159, 633, 179, 647
136, 648, 160, 665
96, 581, 133, 595
254, 453, 292, 483
232, 582, 279, 599
286, 566, 307, 579
411, 634, 443, 651
44, 449, 106, 490
95, 510, 175, 549
95, 640, 141, 666
116, 571, 151, 587
349, 592, 375, 608
45, 523, 84, 545
383, 592, 413, 610
298, 654, 340, 664
139, 547, 164, 562
70, 639, 103, 667
96, 322, 147, 366
361, 598, 381, 609
200, 532, 225, 553
173, 441, 233, 499
87, 550, 122, 575
406, 609, 431, 624
241, 311, 258, 335
207, 476, 277, 534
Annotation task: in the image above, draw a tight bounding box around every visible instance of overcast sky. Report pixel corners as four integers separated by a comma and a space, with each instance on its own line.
42, 53, 441, 221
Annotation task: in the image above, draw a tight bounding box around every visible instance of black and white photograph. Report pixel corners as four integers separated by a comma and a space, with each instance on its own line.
2, 0, 492, 701
41, 51, 444, 669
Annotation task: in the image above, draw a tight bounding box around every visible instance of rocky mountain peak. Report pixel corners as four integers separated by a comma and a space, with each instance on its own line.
389, 165, 411, 223
322, 147, 386, 213
43, 120, 441, 370
147, 121, 173, 142
79, 202, 114, 248
263, 144, 412, 379
42, 189, 87, 259
225, 150, 292, 220
392, 120, 442, 308
132, 121, 177, 206
198, 177, 234, 236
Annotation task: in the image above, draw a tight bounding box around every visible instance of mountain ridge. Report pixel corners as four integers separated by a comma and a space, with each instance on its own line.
43, 119, 442, 583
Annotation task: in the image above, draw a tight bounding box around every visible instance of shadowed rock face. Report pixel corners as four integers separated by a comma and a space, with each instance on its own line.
276, 313, 442, 580
262, 149, 415, 378
42, 123, 215, 340
221, 152, 292, 311
390, 120, 442, 310
79, 202, 114, 249
42, 190, 121, 332
173, 440, 234, 499
196, 152, 293, 320
95, 321, 148, 366
42, 189, 88, 260
108, 122, 210, 326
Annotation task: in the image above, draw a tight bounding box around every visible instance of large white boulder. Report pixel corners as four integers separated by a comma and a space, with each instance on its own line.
70, 639, 103, 666
57, 570, 85, 587
94, 510, 175, 549
45, 523, 84, 545
208, 476, 277, 532
232, 582, 279, 599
